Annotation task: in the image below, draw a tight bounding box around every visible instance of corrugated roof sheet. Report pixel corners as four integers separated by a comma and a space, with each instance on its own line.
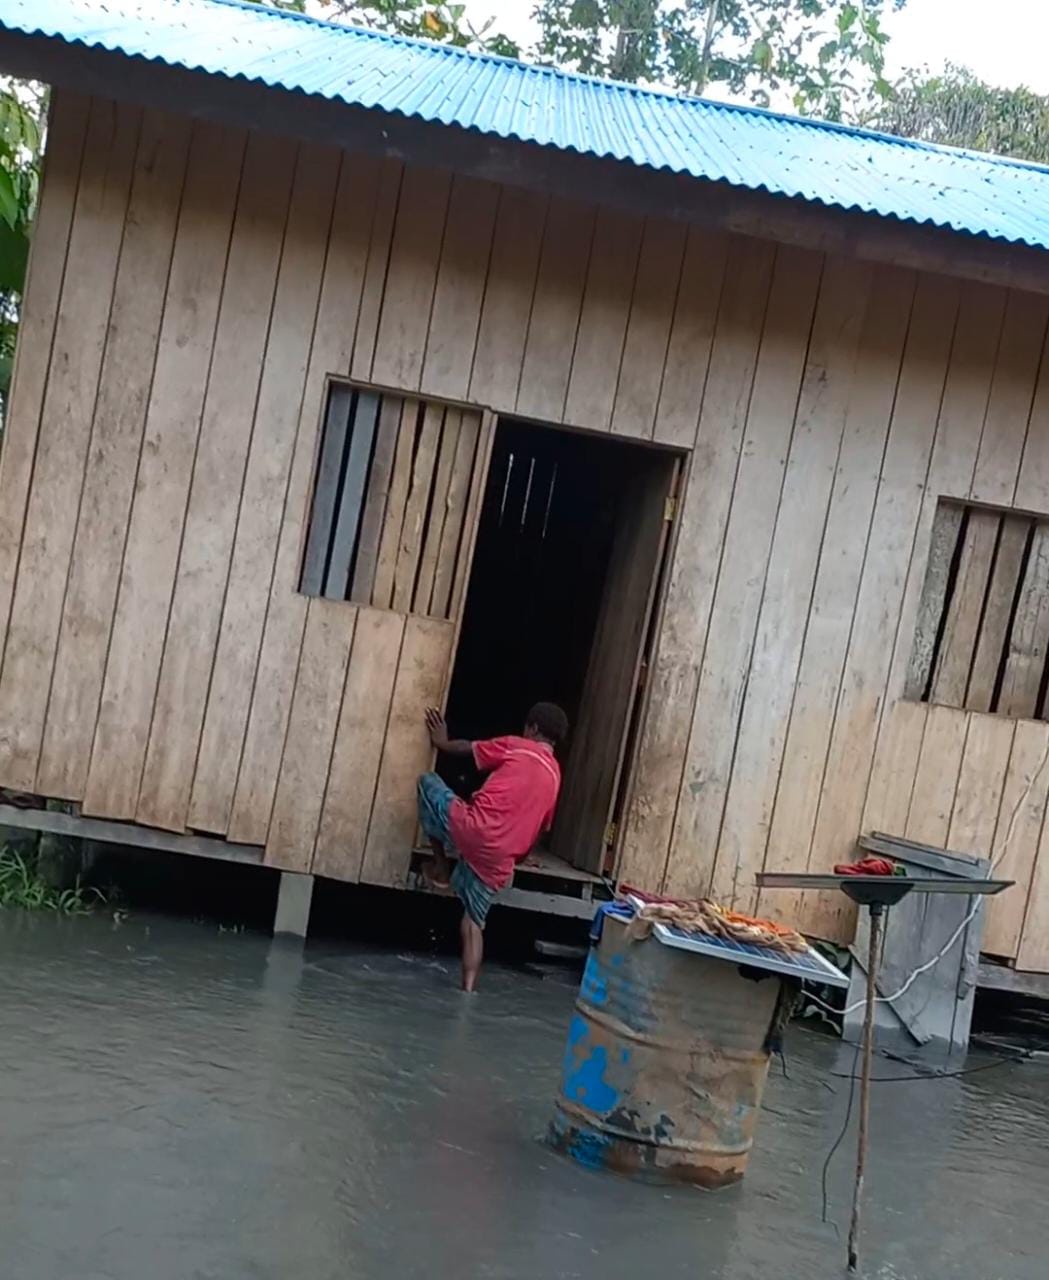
3, 0, 1049, 250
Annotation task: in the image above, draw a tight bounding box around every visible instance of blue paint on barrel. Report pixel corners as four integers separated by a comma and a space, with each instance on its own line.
547, 914, 781, 1188
563, 1044, 619, 1112
579, 950, 608, 1007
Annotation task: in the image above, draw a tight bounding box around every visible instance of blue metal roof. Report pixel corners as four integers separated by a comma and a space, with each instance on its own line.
3, 0, 1049, 251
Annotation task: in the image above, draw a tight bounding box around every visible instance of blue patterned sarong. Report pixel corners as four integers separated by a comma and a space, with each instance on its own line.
417, 772, 496, 928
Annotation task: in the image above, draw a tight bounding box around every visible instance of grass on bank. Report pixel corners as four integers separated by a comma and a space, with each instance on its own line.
0, 846, 104, 914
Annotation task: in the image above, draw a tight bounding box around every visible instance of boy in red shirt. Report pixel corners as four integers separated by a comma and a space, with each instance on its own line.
418, 702, 568, 991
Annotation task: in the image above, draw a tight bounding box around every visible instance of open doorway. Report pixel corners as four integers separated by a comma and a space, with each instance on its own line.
444, 417, 680, 877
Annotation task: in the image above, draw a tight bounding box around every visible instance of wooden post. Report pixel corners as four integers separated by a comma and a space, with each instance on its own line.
848, 902, 884, 1272
274, 871, 315, 939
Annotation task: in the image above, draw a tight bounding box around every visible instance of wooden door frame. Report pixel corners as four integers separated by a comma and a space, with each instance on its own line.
438, 407, 497, 707
606, 448, 691, 882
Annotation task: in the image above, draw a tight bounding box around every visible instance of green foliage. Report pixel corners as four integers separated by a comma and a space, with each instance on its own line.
255, 0, 520, 56
869, 64, 1049, 163
529, 1, 905, 118
0, 846, 104, 914
254, 0, 906, 117
0, 80, 45, 423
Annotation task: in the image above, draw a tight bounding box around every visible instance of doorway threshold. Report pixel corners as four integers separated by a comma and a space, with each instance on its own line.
409, 847, 610, 920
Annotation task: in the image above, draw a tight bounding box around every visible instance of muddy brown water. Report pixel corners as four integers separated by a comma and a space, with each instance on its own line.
1, 911, 1046, 1280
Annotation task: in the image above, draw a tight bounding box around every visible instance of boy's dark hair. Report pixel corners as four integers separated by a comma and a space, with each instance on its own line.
527, 702, 569, 746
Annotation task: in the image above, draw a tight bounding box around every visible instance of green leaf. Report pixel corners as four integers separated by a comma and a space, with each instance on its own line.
0, 217, 29, 292
0, 167, 18, 229
838, 3, 858, 34
752, 38, 773, 72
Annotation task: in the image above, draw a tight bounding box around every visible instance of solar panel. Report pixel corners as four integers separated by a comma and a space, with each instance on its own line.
648, 919, 851, 989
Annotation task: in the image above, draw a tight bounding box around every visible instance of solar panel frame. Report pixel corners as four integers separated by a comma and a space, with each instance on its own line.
621, 895, 850, 988
650, 922, 851, 988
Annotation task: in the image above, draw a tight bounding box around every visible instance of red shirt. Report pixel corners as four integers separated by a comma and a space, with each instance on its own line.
449, 737, 561, 891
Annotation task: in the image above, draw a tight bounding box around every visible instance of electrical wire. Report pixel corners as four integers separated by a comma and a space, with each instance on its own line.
821, 1038, 861, 1231
829, 1055, 1021, 1083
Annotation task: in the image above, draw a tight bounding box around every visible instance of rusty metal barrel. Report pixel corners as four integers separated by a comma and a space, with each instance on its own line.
548, 912, 782, 1188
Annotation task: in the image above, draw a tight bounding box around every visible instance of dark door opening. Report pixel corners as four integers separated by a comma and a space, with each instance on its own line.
444, 417, 680, 875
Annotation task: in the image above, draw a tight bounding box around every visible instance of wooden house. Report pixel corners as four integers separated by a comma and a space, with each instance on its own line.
3, 0, 1049, 977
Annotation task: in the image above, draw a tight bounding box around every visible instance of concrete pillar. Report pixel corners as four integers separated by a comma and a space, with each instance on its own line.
274, 871, 314, 939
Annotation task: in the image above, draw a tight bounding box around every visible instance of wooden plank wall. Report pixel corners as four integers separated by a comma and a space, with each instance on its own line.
5, 94, 1049, 965
618, 250, 1049, 961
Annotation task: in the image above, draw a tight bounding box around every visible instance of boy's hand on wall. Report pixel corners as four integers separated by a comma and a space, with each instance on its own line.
425, 707, 450, 752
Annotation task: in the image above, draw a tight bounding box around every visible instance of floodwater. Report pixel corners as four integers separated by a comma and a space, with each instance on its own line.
1, 911, 1046, 1280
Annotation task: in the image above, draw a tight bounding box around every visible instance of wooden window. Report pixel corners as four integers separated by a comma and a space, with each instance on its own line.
907, 500, 1049, 719
300, 384, 484, 619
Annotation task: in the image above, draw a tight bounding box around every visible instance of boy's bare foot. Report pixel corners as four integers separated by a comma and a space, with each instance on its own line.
421, 860, 451, 891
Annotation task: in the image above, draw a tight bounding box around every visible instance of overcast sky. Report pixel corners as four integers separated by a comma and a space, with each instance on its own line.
465, 0, 1049, 96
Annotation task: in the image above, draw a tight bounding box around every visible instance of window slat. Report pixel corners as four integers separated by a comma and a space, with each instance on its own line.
929, 509, 999, 707
325, 390, 380, 599
999, 523, 1049, 718
968, 516, 1031, 711
300, 383, 353, 597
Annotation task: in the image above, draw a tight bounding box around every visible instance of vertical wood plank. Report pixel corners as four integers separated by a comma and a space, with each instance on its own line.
0, 92, 87, 655
1014, 357, 1049, 512
992, 721, 1049, 962
904, 503, 964, 700
968, 516, 1031, 712
665, 245, 824, 903
652, 227, 730, 448
264, 602, 357, 872
563, 208, 644, 432
372, 398, 418, 608
1016, 817, 1049, 971
903, 704, 969, 847
415, 408, 461, 615
928, 509, 1000, 707
946, 711, 1014, 857
861, 700, 929, 841
761, 268, 916, 917
371, 166, 453, 391
970, 290, 1049, 506
326, 390, 380, 599
446, 411, 495, 624
0, 100, 140, 792
349, 157, 402, 381
359, 616, 454, 887
998, 524, 1049, 718
609, 218, 688, 440
351, 391, 402, 603
36, 110, 193, 801
225, 152, 382, 844
82, 121, 248, 820
136, 133, 298, 833
186, 144, 340, 834
393, 402, 443, 612
712, 258, 873, 913
469, 187, 548, 411
617, 237, 776, 891
299, 381, 352, 597
420, 175, 499, 401
313, 608, 406, 880
432, 409, 482, 620
803, 273, 963, 937
516, 196, 596, 423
